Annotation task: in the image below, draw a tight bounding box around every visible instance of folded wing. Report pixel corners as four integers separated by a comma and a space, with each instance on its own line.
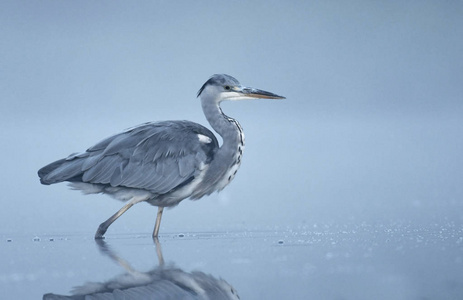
38, 121, 218, 195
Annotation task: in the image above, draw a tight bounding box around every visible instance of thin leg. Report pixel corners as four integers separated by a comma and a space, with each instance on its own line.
95, 202, 134, 239
153, 237, 165, 266
95, 239, 143, 276
153, 206, 164, 238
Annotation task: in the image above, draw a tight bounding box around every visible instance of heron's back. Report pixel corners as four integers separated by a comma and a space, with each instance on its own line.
38, 121, 219, 203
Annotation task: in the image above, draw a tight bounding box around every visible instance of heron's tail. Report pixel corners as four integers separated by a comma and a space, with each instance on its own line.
38, 157, 85, 185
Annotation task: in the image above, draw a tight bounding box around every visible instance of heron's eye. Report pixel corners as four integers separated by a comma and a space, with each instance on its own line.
224, 86, 231, 91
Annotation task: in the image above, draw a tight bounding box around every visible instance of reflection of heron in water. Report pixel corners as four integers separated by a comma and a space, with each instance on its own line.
43, 238, 240, 300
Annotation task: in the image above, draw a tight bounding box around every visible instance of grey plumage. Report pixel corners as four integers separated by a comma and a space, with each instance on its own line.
39, 121, 218, 203
38, 74, 285, 238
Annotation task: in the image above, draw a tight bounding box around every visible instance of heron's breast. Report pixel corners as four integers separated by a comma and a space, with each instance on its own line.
215, 132, 245, 191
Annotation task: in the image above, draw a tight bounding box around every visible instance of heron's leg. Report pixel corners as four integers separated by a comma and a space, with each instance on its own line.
152, 207, 164, 238
153, 237, 165, 266
95, 202, 134, 239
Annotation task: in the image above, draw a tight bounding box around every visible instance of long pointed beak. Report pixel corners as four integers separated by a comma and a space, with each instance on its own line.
240, 87, 285, 99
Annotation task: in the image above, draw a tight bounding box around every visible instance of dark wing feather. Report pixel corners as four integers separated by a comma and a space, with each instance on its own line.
38, 121, 218, 195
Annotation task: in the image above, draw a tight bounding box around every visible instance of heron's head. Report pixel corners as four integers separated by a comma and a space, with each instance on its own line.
197, 74, 285, 102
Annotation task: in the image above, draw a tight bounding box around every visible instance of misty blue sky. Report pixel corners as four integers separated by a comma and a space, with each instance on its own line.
1, 1, 462, 236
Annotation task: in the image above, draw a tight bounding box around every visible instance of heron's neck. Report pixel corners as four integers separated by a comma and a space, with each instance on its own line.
201, 99, 244, 149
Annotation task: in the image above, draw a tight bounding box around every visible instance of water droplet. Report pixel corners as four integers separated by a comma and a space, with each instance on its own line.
33, 236, 40, 242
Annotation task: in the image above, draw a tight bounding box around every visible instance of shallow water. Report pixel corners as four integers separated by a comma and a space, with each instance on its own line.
2, 222, 462, 299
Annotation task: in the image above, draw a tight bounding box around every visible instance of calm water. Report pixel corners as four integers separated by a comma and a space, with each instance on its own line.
2, 222, 462, 299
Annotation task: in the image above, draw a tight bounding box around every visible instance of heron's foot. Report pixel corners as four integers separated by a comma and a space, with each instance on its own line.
95, 223, 108, 239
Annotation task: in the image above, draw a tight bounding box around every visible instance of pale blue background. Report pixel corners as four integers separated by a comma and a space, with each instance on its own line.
1, 1, 462, 299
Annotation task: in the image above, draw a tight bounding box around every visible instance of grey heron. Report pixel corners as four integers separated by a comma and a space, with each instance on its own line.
38, 74, 285, 238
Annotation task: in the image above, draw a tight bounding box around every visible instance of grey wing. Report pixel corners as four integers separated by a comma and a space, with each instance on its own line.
39, 121, 218, 195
